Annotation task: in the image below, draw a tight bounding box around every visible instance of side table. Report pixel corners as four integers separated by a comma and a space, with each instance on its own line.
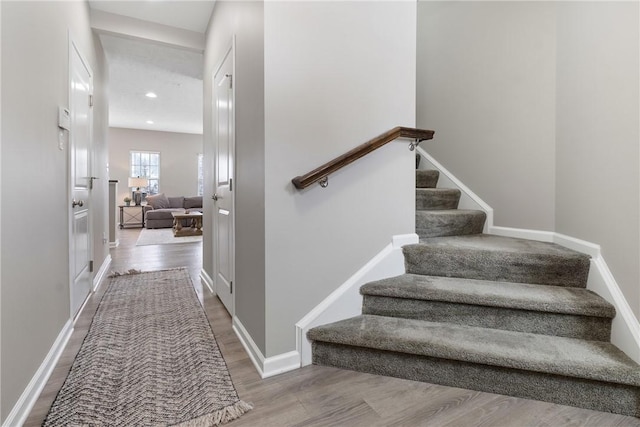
119, 205, 146, 229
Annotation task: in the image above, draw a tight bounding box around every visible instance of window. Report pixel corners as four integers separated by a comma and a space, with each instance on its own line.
197, 154, 204, 196
130, 151, 160, 195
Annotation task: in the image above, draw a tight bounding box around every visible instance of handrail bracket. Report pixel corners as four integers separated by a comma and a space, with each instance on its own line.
409, 138, 427, 152
319, 177, 329, 188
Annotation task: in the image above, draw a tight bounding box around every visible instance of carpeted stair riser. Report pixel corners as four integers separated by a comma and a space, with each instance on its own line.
416, 210, 486, 238
403, 243, 590, 288
312, 342, 640, 417
360, 274, 614, 340
362, 296, 612, 341
416, 170, 439, 188
416, 188, 460, 210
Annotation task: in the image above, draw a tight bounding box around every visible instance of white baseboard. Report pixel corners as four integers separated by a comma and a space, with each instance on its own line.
93, 254, 111, 292
262, 351, 301, 378
488, 226, 554, 243
109, 239, 119, 248
296, 233, 418, 367
2, 320, 73, 427
232, 316, 300, 378
200, 269, 215, 294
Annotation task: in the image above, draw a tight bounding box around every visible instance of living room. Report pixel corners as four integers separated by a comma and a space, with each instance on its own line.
103, 32, 204, 235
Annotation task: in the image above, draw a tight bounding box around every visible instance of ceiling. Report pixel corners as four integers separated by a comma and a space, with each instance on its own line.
89, 1, 215, 33
89, 1, 216, 135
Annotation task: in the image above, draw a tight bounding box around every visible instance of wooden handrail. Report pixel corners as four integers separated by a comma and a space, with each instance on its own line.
291, 126, 435, 189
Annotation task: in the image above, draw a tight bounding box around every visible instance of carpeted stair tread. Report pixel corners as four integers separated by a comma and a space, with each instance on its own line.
416, 188, 460, 210
416, 209, 486, 237
360, 274, 615, 318
416, 170, 439, 188
405, 234, 591, 287
308, 315, 640, 387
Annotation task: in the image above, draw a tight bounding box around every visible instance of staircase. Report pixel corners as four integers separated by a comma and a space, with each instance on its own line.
308, 167, 640, 417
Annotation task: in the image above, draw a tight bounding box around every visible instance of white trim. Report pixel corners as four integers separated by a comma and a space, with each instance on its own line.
232, 316, 264, 376
232, 316, 300, 379
2, 320, 73, 427
92, 254, 111, 292
109, 239, 119, 248
488, 226, 554, 243
200, 268, 215, 294
296, 233, 418, 366
262, 351, 300, 378
590, 255, 640, 363
553, 232, 601, 258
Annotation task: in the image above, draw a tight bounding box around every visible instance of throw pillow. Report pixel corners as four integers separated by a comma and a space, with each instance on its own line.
184, 196, 203, 209
146, 193, 170, 209
168, 196, 185, 209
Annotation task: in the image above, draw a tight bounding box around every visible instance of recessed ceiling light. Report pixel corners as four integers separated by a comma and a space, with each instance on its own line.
146, 120, 154, 124
145, 92, 157, 98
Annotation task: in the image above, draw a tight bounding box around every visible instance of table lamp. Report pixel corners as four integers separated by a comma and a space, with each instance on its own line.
128, 177, 149, 206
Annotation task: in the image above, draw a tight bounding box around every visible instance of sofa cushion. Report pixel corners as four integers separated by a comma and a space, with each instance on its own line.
168, 196, 185, 209
184, 196, 203, 209
145, 208, 184, 221
146, 193, 170, 209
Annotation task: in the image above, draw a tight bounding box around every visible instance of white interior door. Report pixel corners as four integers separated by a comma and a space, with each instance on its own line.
69, 41, 93, 318
213, 45, 235, 314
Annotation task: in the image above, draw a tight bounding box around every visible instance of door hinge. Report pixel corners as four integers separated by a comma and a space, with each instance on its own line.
89, 260, 94, 273
230, 281, 233, 294
229, 178, 233, 192
89, 94, 94, 107
225, 73, 233, 89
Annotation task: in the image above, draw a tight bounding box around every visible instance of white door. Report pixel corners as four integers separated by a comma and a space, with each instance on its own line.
69, 41, 93, 318
213, 45, 235, 314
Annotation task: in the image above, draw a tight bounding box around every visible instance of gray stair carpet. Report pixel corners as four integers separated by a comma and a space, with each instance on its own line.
404, 234, 591, 287
361, 274, 614, 340
416, 169, 439, 188
308, 168, 639, 417
416, 209, 486, 238
416, 188, 460, 210
308, 315, 640, 417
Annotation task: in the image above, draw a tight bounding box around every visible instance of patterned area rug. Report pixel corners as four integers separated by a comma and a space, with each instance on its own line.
43, 268, 252, 426
136, 228, 202, 246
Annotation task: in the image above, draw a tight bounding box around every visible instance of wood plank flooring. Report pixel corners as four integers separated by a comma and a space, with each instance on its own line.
24, 228, 640, 427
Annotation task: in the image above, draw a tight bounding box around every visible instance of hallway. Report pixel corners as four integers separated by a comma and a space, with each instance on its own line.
24, 229, 640, 427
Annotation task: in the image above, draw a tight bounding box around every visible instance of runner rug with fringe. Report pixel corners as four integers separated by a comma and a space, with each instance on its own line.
43, 268, 252, 426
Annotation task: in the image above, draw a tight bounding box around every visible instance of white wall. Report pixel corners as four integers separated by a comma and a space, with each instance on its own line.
555, 2, 639, 318
264, 1, 417, 357
1, 1, 109, 421
417, 1, 557, 231
108, 127, 202, 204
204, 1, 266, 353
417, 1, 639, 318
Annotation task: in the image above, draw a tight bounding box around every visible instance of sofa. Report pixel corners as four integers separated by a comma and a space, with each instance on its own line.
144, 194, 203, 229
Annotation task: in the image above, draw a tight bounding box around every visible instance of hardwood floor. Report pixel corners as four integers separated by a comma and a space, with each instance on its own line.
24, 228, 640, 427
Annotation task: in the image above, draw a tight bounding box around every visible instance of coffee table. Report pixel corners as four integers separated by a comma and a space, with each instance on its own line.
171, 211, 203, 237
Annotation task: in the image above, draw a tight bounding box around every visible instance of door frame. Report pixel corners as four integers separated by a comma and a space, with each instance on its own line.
212, 37, 236, 316
67, 35, 94, 320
